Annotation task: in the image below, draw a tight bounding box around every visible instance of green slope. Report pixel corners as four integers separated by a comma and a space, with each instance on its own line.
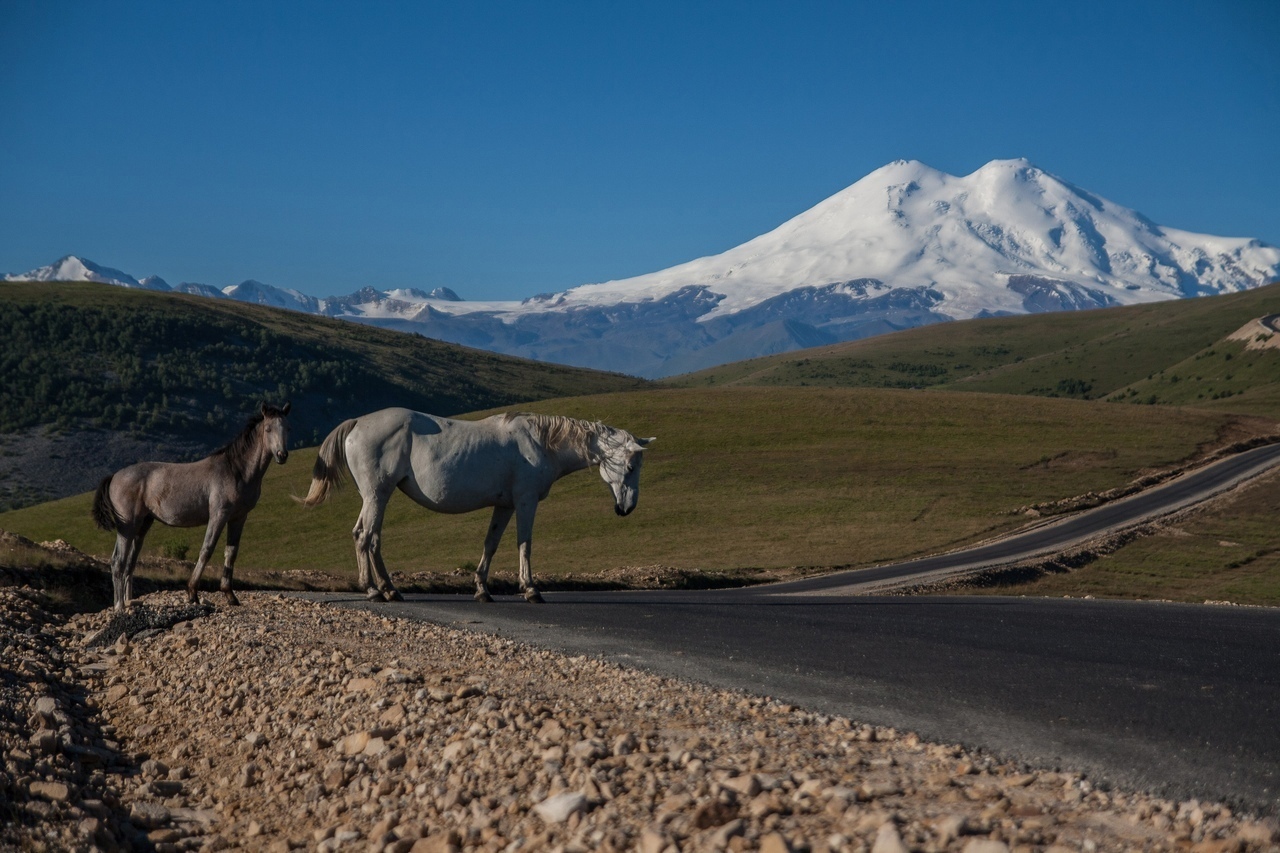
0, 281, 645, 439
0, 282, 646, 509
0, 386, 1243, 591
669, 283, 1280, 417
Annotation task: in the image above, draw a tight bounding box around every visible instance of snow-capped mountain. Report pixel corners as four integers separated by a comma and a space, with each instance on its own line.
6, 256, 143, 288
221, 280, 320, 313
8, 159, 1280, 377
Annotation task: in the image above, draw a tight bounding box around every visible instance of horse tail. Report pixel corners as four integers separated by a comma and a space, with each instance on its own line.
296, 418, 357, 507
91, 476, 119, 532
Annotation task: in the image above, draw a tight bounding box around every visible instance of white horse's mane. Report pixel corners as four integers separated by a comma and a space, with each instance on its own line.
502, 412, 608, 458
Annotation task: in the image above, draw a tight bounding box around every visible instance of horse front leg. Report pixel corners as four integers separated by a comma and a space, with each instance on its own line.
187, 515, 227, 605
474, 506, 513, 603
515, 500, 543, 603
219, 517, 246, 606
110, 533, 131, 612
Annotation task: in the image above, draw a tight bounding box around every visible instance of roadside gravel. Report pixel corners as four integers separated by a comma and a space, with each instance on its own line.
2, 589, 1278, 853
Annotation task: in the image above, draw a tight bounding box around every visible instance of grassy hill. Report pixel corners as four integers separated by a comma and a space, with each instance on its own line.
1, 386, 1258, 598
671, 282, 1280, 418
0, 282, 646, 510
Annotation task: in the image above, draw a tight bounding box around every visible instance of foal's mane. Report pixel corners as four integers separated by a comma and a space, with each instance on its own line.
214, 404, 288, 478
503, 412, 602, 457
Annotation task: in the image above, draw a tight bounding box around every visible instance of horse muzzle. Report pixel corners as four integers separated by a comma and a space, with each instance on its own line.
275, 450, 289, 464
615, 504, 634, 517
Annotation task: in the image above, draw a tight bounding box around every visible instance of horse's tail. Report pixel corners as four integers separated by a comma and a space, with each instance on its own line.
296, 418, 357, 507
91, 476, 119, 532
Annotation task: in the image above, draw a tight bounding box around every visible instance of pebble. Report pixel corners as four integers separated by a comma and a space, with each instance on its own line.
3, 587, 1278, 853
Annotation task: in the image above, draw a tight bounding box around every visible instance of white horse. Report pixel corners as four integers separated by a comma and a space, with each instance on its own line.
299, 408, 653, 602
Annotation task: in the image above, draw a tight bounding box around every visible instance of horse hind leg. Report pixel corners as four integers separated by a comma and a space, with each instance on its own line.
353, 492, 395, 601
371, 538, 402, 602
116, 514, 152, 607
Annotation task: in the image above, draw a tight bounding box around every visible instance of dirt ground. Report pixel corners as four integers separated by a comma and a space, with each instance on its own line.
2, 582, 1278, 853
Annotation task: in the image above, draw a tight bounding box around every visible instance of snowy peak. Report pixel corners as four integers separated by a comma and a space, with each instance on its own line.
5, 255, 142, 287
221, 280, 320, 313
538, 158, 1279, 322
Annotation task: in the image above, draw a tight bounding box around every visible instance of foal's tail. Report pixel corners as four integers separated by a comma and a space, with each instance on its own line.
296, 418, 357, 507
91, 476, 119, 532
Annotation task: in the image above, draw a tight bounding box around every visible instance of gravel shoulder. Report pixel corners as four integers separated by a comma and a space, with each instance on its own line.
3, 588, 1279, 853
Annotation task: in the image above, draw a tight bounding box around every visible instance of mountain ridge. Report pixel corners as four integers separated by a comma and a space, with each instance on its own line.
10, 158, 1279, 377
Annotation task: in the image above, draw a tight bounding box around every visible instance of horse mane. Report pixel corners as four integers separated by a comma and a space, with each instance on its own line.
214, 404, 287, 479
502, 412, 602, 458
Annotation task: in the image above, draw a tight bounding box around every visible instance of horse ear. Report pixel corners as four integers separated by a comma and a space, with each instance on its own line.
260, 402, 269, 417
635, 436, 656, 449
281, 402, 292, 416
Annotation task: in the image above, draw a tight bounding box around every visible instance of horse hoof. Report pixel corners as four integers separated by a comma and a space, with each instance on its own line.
365, 588, 384, 602
524, 589, 545, 604
474, 590, 494, 603
223, 592, 241, 606
382, 589, 404, 602
187, 590, 201, 605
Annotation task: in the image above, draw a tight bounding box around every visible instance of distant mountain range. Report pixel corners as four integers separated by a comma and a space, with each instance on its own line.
10, 158, 1280, 378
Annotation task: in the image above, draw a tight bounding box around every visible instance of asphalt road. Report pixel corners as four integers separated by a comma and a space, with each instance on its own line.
306, 443, 1280, 815
760, 440, 1280, 595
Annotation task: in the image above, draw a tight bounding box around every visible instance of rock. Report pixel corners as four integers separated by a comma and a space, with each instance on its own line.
933, 814, 966, 845
141, 758, 170, 778
721, 774, 761, 798
29, 729, 58, 754
1236, 821, 1279, 845
347, 677, 377, 692
245, 731, 267, 748
612, 733, 637, 756
380, 749, 408, 772
410, 830, 461, 852
238, 762, 259, 788
859, 778, 903, 800
341, 732, 371, 756
711, 818, 746, 848
692, 799, 739, 830
533, 791, 588, 824
29, 780, 70, 802
569, 739, 607, 762
129, 801, 171, 829
759, 832, 792, 853
962, 841, 1010, 853
871, 822, 909, 853
638, 827, 668, 853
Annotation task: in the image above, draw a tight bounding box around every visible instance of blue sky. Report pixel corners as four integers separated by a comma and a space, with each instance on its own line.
2, 1, 1277, 300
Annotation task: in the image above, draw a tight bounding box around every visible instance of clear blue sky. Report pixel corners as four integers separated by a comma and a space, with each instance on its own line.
2, 1, 1277, 300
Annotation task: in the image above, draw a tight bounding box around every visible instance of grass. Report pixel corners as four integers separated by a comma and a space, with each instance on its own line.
0, 386, 1243, 595
670, 282, 1280, 417
975, 467, 1280, 606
